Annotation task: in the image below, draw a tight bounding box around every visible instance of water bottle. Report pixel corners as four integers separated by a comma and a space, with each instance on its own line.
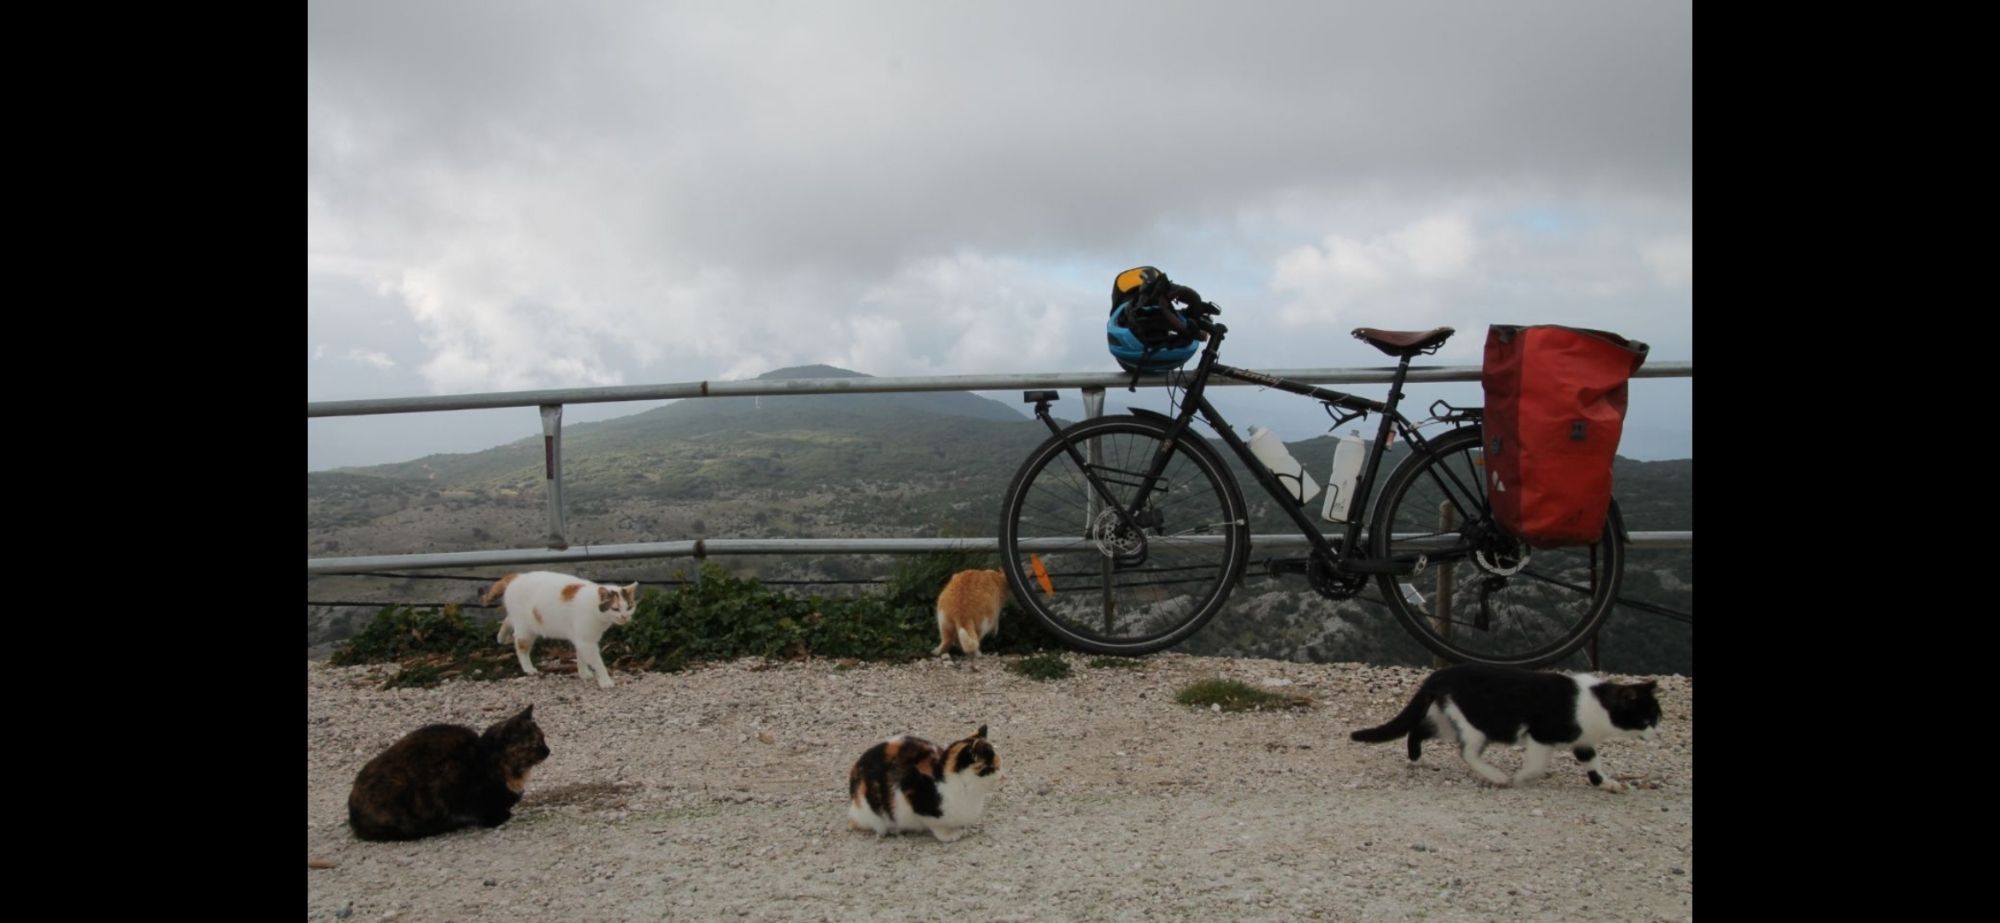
1321, 430, 1370, 522
1246, 426, 1320, 506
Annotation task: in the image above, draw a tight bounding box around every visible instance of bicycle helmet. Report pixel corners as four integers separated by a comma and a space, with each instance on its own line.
1107, 266, 1202, 373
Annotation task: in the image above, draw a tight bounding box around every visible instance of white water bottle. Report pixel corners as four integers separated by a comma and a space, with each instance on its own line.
1322, 430, 1370, 523
1246, 425, 1320, 506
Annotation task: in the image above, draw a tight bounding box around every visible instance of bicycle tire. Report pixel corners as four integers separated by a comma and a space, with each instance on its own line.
998, 414, 1249, 656
1369, 425, 1625, 668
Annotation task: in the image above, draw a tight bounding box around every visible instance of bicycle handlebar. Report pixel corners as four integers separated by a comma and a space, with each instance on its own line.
1169, 283, 1218, 316
1164, 283, 1221, 341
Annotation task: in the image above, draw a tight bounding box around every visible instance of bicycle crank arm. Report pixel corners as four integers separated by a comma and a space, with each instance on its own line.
1335, 555, 1428, 576
1474, 576, 1505, 631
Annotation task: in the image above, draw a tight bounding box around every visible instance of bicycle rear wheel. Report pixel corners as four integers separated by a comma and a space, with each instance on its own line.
998, 415, 1249, 655
1369, 425, 1625, 668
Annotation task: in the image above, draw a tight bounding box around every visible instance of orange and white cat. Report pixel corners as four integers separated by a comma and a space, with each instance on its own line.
934, 569, 1010, 658
483, 571, 637, 689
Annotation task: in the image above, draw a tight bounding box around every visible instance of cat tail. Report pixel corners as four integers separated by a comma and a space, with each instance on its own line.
1350, 687, 1436, 744
482, 573, 518, 606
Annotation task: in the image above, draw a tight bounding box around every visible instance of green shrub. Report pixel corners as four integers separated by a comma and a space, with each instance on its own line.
1009, 653, 1072, 681
1088, 657, 1145, 670
1174, 678, 1313, 712
331, 604, 490, 665
330, 554, 1081, 683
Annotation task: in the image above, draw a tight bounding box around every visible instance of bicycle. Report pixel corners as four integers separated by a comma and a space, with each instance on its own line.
996, 290, 1626, 668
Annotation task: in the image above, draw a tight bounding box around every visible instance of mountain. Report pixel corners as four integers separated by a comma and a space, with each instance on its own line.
334, 365, 1027, 487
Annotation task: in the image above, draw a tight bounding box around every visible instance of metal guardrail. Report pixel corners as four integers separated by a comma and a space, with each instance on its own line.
308, 362, 1692, 574
307, 363, 1692, 417
306, 532, 1694, 575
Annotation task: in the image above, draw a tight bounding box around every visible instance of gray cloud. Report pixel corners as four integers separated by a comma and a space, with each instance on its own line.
309, 0, 1691, 469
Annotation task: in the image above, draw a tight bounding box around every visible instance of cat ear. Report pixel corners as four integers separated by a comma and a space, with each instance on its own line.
517, 704, 535, 721
1635, 681, 1659, 693
974, 724, 988, 739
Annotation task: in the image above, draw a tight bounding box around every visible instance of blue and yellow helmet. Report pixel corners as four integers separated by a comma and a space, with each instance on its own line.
1107, 266, 1200, 373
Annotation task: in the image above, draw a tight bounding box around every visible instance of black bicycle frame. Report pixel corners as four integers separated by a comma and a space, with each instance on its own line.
1041, 320, 1472, 575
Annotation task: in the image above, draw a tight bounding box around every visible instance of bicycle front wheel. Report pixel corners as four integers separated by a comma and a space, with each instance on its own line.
1369, 425, 1625, 668
999, 415, 1249, 656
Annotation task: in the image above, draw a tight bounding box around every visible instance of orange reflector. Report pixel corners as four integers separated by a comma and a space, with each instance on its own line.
1029, 554, 1055, 596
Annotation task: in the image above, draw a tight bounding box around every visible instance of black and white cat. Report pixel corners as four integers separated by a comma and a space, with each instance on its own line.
1350, 664, 1661, 792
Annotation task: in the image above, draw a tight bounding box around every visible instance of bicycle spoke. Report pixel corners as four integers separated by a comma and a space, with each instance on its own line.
1001, 416, 1247, 655
1370, 426, 1624, 667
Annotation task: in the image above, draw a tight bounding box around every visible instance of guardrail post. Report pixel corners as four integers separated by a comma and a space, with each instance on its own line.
540, 404, 568, 550
1081, 388, 1113, 630
1433, 501, 1456, 669
1588, 544, 1603, 671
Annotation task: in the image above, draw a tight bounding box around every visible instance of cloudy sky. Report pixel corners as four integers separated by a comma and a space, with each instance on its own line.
308, 0, 1691, 471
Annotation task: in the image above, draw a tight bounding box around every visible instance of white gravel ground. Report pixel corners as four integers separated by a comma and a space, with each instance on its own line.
307, 653, 1692, 922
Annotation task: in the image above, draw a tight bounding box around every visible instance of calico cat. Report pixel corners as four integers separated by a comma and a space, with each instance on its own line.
347, 705, 551, 841
484, 571, 638, 689
847, 725, 1000, 842
934, 569, 1009, 658
1350, 663, 1661, 792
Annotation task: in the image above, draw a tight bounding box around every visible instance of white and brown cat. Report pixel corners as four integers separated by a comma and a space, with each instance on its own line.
483, 571, 637, 689
934, 569, 1010, 658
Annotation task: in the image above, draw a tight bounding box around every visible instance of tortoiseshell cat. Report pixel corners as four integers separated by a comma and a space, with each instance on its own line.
1350, 664, 1661, 792
847, 725, 999, 842
347, 705, 551, 841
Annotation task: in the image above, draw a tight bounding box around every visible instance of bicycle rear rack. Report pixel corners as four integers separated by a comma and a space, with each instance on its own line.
1429, 399, 1482, 423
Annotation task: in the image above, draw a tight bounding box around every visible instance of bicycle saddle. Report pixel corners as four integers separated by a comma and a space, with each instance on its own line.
1352, 327, 1455, 358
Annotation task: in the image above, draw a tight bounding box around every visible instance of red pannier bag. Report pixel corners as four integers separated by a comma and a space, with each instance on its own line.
1481, 325, 1649, 547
